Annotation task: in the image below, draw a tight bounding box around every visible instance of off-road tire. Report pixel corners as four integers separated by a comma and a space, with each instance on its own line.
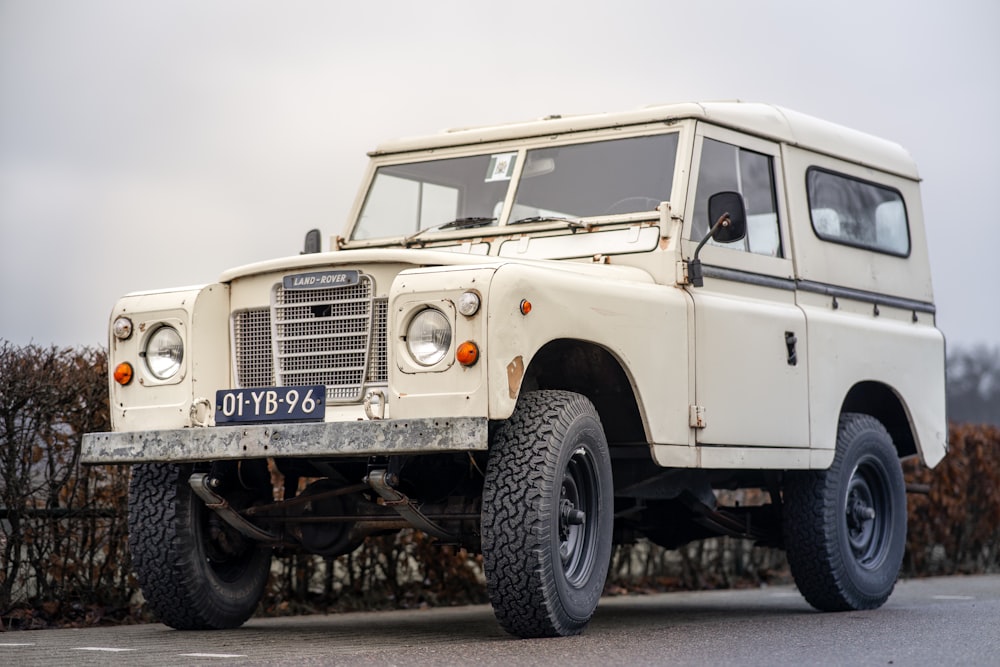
783, 413, 907, 611
128, 463, 272, 629
481, 390, 614, 638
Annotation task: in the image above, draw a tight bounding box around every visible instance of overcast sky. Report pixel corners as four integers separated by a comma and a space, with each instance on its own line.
1, 0, 997, 349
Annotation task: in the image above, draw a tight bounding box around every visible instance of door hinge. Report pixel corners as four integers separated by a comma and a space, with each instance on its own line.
676, 260, 691, 285
689, 405, 707, 429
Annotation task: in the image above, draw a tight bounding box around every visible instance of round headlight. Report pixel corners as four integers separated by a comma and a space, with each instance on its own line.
144, 326, 184, 380
406, 309, 452, 366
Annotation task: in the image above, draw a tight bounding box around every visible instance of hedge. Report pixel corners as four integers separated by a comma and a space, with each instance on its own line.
1, 342, 997, 629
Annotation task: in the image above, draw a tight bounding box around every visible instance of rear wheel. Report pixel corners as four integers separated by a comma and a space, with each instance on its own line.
128, 463, 272, 629
783, 413, 907, 611
481, 390, 614, 637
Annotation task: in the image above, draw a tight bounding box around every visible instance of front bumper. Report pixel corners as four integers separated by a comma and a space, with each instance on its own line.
81, 417, 488, 464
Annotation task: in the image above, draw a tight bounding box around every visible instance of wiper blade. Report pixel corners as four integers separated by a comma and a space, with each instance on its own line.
404, 217, 496, 246
509, 215, 585, 230
440, 216, 496, 229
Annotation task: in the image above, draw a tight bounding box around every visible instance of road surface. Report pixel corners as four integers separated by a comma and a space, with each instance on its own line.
2, 575, 998, 665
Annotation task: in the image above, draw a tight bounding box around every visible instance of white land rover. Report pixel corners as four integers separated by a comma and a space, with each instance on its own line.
83, 102, 947, 638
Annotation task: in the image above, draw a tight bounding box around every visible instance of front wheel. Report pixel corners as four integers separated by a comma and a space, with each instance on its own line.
128, 463, 272, 629
783, 413, 907, 611
481, 390, 614, 638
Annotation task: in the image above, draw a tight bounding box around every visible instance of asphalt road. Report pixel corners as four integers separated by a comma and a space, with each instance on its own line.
3, 575, 999, 666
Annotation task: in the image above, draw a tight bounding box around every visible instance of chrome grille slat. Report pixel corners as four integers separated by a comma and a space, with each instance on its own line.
276, 319, 368, 326
279, 349, 368, 359
277, 297, 372, 307
231, 275, 389, 404
284, 367, 368, 375
277, 334, 368, 342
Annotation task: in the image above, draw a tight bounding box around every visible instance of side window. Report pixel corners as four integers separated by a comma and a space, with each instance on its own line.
691, 138, 782, 258
806, 168, 910, 256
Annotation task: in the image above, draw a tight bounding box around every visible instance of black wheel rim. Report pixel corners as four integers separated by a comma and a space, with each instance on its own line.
195, 496, 258, 584
558, 447, 600, 587
844, 455, 893, 569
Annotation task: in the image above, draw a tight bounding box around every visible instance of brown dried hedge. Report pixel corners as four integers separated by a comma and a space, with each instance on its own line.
903, 423, 1000, 576
1, 341, 998, 629
0, 343, 131, 628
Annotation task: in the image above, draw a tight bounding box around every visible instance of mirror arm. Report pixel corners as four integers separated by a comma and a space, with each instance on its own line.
688, 213, 732, 287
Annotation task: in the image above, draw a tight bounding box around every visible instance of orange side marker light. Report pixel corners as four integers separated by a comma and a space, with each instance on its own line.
114, 362, 134, 385
456, 341, 479, 366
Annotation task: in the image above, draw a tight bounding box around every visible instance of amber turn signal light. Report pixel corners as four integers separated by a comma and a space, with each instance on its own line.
456, 341, 479, 366
113, 362, 134, 386
519, 299, 532, 315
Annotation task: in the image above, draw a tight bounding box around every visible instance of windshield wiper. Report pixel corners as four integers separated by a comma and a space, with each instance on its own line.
509, 215, 585, 230
403, 217, 496, 246
440, 216, 497, 230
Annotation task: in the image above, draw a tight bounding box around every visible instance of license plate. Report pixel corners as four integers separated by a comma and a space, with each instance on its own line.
215, 386, 326, 425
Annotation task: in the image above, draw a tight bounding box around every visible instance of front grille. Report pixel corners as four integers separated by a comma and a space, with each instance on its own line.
367, 300, 389, 383
232, 274, 389, 403
233, 309, 273, 387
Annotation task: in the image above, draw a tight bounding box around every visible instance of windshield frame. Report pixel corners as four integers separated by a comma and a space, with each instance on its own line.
343, 125, 686, 249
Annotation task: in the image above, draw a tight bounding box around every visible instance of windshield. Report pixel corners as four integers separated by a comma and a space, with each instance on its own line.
353, 153, 514, 240
512, 134, 678, 221
351, 133, 679, 241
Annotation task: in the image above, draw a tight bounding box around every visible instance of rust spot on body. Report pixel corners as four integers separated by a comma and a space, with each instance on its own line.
507, 355, 524, 399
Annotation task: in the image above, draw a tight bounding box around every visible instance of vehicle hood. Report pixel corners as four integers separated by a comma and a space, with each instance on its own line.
219, 248, 655, 284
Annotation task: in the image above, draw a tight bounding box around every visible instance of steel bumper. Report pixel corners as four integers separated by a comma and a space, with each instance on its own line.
81, 417, 489, 464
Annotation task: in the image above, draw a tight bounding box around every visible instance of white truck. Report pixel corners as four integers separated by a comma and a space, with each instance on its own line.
83, 102, 947, 638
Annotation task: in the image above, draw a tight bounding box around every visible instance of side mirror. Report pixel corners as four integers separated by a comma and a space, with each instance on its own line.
301, 229, 322, 254
688, 191, 748, 287
707, 191, 747, 244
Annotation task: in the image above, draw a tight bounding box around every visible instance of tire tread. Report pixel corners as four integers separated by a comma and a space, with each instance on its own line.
481, 390, 611, 638
783, 413, 905, 611
128, 463, 268, 630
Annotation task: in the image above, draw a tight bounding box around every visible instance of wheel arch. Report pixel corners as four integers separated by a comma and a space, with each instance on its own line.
521, 338, 646, 446
840, 381, 917, 458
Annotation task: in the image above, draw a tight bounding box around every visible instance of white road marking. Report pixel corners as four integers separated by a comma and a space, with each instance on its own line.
0, 643, 36, 647
73, 647, 137, 652
179, 653, 249, 658
932, 595, 975, 601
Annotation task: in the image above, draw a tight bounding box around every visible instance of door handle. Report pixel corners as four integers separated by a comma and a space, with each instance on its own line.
784, 332, 798, 366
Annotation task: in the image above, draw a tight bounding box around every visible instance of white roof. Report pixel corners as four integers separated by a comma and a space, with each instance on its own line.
371, 102, 919, 180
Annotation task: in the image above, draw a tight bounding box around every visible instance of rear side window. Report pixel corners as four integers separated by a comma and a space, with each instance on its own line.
806, 168, 909, 256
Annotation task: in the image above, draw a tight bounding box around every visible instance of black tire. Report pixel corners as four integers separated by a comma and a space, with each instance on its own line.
481, 390, 614, 638
128, 463, 272, 629
783, 413, 907, 611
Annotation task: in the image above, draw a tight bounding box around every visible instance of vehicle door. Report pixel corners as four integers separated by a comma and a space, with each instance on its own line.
681, 124, 810, 448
